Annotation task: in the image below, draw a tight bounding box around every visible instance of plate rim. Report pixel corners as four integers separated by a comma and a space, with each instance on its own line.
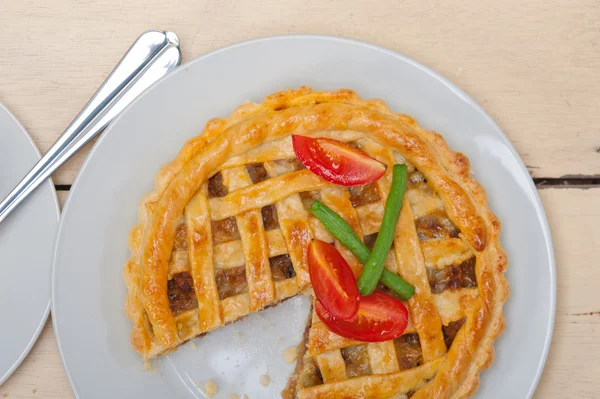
51, 34, 556, 399
0, 102, 60, 385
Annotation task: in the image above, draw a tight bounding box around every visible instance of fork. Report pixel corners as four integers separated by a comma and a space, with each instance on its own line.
0, 30, 181, 224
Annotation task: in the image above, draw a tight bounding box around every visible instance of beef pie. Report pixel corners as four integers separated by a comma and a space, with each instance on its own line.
124, 87, 508, 398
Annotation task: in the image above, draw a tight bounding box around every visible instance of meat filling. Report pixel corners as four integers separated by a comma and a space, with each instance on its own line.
408, 170, 427, 186
341, 345, 372, 378
427, 257, 477, 294
442, 318, 467, 349
348, 183, 381, 207
211, 217, 240, 244
297, 358, 324, 389
363, 232, 378, 251
167, 272, 198, 316
246, 163, 269, 184
269, 254, 296, 281
261, 204, 279, 231
215, 266, 248, 300
299, 190, 322, 211
415, 212, 460, 241
394, 333, 423, 370
207, 172, 228, 198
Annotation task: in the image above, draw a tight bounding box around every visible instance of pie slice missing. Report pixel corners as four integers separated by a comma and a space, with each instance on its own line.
124, 87, 508, 398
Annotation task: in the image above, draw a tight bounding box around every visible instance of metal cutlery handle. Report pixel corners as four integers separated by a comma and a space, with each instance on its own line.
0, 30, 181, 224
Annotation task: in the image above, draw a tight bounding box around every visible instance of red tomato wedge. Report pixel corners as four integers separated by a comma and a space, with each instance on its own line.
292, 135, 386, 186
315, 291, 409, 342
308, 240, 360, 320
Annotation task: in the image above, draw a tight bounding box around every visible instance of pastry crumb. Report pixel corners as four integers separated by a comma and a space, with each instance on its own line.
227, 394, 240, 399
259, 374, 270, 387
204, 380, 218, 397
142, 360, 155, 372
190, 341, 197, 350
141, 360, 161, 375
31, 388, 37, 394
234, 331, 242, 341
283, 346, 298, 363
2, 394, 8, 398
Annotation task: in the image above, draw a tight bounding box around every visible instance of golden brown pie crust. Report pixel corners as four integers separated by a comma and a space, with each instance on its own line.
124, 87, 508, 398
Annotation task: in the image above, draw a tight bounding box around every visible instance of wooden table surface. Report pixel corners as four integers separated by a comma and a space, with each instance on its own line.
1, 1, 599, 398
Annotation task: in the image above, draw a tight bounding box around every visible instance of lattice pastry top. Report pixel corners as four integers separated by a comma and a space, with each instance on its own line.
124, 87, 508, 399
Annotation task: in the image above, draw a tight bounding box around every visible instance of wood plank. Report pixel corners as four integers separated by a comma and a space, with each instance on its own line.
533, 188, 600, 399
57, 191, 68, 208
0, 320, 74, 399
0, 0, 598, 185
1, 188, 598, 397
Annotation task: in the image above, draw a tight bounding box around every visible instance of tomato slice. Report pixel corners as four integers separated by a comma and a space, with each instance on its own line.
292, 135, 386, 186
308, 240, 360, 320
315, 291, 408, 342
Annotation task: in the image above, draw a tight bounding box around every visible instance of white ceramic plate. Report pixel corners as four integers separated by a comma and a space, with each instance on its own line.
52, 35, 555, 399
0, 103, 60, 384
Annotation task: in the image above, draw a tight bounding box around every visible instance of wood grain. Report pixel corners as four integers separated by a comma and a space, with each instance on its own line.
0, 0, 598, 184
533, 189, 600, 399
1, 189, 598, 397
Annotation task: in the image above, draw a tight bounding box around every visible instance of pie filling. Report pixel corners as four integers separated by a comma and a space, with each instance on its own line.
215, 266, 248, 300
299, 190, 322, 211
442, 318, 467, 350
270, 254, 297, 281
208, 171, 228, 198
211, 217, 240, 244
407, 169, 461, 241
168, 272, 198, 316
394, 333, 424, 370
341, 345, 373, 377
427, 257, 477, 294
415, 212, 461, 241
261, 204, 279, 231
408, 170, 426, 185
348, 183, 381, 207
246, 163, 270, 184
363, 232, 379, 251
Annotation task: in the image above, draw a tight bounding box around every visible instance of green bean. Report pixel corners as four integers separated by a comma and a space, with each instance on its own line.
357, 164, 408, 295
309, 190, 414, 300
379, 269, 415, 300
309, 200, 370, 263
